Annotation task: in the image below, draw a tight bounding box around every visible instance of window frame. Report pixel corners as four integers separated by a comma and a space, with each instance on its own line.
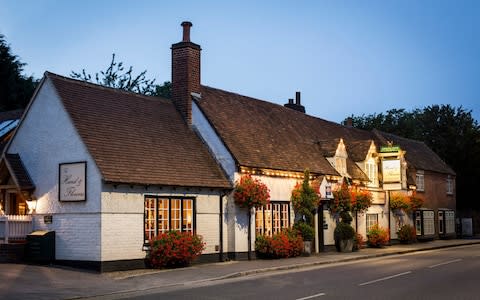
416, 171, 425, 192
255, 201, 290, 237
446, 175, 453, 195
144, 196, 196, 244
366, 213, 379, 234
365, 159, 378, 187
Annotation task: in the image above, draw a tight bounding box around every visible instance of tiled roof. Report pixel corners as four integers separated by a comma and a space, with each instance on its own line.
3, 153, 34, 190
46, 72, 231, 188
198, 86, 372, 179
374, 130, 455, 175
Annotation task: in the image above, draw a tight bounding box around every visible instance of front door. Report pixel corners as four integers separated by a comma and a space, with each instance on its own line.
5, 192, 27, 215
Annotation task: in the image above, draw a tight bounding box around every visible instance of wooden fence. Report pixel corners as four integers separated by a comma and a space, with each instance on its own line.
0, 215, 33, 243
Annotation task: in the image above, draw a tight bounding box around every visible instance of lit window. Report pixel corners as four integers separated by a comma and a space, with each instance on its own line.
144, 196, 194, 243
416, 171, 424, 191
335, 157, 347, 176
366, 214, 378, 233
255, 202, 290, 236
446, 176, 453, 195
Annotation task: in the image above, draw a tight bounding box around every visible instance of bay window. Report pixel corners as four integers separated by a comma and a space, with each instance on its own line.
144, 196, 195, 243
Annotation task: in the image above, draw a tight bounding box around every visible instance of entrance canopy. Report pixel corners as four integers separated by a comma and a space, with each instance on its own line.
0, 154, 35, 214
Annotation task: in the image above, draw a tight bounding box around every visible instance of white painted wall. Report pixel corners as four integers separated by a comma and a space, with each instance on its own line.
100, 184, 223, 261
8, 78, 102, 261
224, 173, 299, 253
192, 101, 236, 182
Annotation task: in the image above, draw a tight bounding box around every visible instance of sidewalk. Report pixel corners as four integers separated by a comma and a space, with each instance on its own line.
1, 238, 479, 300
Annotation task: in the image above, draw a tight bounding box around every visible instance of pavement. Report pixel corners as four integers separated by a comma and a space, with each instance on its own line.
1, 238, 480, 300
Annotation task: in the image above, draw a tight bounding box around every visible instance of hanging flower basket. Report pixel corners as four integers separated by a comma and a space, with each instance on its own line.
329, 181, 373, 214
233, 174, 270, 209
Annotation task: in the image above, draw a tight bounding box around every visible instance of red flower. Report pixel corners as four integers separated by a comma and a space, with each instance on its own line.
234, 174, 271, 209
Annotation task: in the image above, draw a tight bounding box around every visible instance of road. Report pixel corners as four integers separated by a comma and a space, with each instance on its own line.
126, 244, 480, 300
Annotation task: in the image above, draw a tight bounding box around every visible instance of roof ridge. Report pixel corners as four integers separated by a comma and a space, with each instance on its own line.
202, 85, 371, 133
375, 129, 427, 145
45, 71, 170, 103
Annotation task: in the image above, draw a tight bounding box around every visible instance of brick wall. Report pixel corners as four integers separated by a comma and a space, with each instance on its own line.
420, 170, 456, 210
171, 34, 201, 124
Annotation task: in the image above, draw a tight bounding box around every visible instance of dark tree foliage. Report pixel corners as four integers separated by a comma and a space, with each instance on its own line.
71, 53, 171, 98
155, 81, 171, 99
345, 105, 480, 209
0, 34, 39, 111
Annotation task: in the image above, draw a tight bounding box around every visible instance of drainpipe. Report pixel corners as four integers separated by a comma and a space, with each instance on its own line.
219, 190, 227, 262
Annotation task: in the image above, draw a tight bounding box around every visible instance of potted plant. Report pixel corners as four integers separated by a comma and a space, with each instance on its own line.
291, 169, 319, 255
334, 211, 355, 252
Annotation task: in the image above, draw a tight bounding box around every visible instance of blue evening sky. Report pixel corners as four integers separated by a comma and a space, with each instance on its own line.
1, 0, 479, 123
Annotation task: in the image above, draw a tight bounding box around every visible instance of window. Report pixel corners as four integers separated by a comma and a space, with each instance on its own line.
365, 159, 377, 186
255, 202, 290, 236
335, 157, 347, 176
366, 214, 378, 232
144, 196, 195, 243
416, 171, 425, 191
446, 175, 453, 195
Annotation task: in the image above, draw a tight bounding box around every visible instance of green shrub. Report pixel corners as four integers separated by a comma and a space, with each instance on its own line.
367, 224, 389, 247
340, 211, 353, 224
148, 231, 205, 268
397, 224, 416, 244
353, 233, 365, 251
293, 222, 314, 241
334, 222, 355, 241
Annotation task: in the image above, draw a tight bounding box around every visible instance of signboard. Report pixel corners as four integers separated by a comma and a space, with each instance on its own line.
380, 146, 400, 153
59, 162, 86, 201
44, 215, 53, 224
382, 159, 401, 183
371, 190, 386, 204
319, 177, 334, 199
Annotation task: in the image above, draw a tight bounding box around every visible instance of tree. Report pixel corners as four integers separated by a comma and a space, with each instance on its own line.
291, 169, 319, 241
0, 34, 39, 111
71, 53, 171, 98
345, 105, 480, 209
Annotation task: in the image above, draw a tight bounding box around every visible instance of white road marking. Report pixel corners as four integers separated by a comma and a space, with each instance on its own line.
359, 271, 412, 286
428, 259, 462, 268
295, 292, 326, 300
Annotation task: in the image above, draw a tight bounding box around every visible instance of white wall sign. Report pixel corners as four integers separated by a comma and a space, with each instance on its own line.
382, 159, 401, 183
59, 162, 86, 201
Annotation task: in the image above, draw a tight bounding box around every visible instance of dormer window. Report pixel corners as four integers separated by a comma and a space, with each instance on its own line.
333, 138, 348, 177
365, 158, 378, 187
416, 170, 425, 192
335, 156, 347, 176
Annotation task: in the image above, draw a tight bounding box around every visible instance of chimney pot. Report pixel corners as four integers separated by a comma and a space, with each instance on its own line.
181, 21, 193, 42
295, 91, 301, 105
288, 98, 294, 104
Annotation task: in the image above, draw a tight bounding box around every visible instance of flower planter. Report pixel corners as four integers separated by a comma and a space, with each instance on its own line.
303, 240, 312, 256
338, 239, 353, 252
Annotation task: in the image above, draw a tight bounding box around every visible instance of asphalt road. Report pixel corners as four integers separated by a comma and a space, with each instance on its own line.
128, 244, 480, 300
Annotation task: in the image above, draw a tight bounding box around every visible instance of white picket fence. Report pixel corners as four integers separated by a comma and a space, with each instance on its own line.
0, 215, 33, 243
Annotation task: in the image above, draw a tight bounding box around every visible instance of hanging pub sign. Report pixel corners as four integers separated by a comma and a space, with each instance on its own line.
382, 159, 401, 183
319, 177, 334, 199
59, 162, 86, 201
379, 142, 404, 191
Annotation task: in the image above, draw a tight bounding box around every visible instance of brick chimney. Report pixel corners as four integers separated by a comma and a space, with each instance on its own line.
171, 21, 201, 124
284, 91, 305, 113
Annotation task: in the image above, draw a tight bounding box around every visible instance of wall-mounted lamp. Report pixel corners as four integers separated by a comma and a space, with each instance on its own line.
26, 196, 38, 214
